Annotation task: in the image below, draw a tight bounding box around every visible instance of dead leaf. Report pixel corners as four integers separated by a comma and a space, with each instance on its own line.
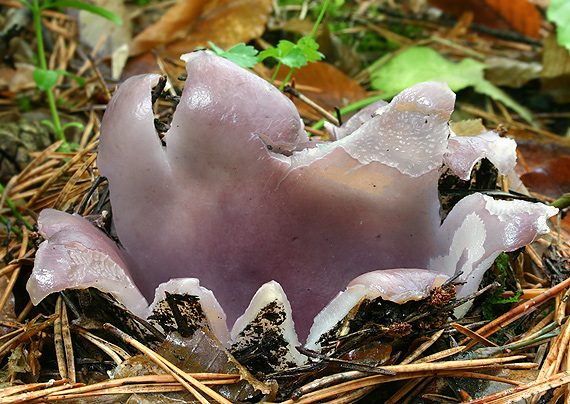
5, 345, 31, 381
129, 0, 207, 56
121, 52, 161, 79
516, 141, 570, 199
0, 63, 36, 93
274, 18, 315, 34
274, 62, 368, 120
427, 0, 541, 39
485, 57, 542, 88
450, 119, 487, 136
78, 0, 132, 79
541, 34, 570, 103
163, 0, 273, 59
316, 18, 362, 76
130, 0, 273, 59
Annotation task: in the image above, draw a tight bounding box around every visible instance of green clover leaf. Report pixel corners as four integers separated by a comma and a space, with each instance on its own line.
280, 47, 307, 69
208, 42, 259, 68
258, 47, 282, 61
297, 37, 324, 62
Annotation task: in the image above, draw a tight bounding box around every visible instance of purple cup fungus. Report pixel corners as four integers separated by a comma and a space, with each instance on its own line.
27, 51, 557, 352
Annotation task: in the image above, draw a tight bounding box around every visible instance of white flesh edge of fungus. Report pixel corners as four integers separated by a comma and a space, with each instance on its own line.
429, 193, 558, 316
444, 130, 517, 180
324, 100, 388, 141
231, 280, 304, 366
149, 278, 231, 347
305, 269, 448, 350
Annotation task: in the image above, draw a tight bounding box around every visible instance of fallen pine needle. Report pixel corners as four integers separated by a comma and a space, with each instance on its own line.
463, 371, 570, 404
104, 323, 235, 404
0, 382, 83, 404
0, 380, 70, 399
401, 329, 445, 364
451, 323, 499, 348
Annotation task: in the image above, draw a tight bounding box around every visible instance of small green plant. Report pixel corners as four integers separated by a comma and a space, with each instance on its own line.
208, 0, 329, 90
16, 0, 122, 152
208, 42, 260, 68
259, 36, 324, 87
481, 253, 522, 320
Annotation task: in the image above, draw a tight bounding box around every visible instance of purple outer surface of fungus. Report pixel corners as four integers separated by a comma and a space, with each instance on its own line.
26, 52, 557, 343
93, 51, 557, 337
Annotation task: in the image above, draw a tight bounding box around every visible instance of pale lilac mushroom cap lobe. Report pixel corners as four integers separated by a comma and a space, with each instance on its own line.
306, 268, 450, 349
150, 278, 230, 347
348, 268, 449, 303
324, 100, 387, 141
231, 281, 304, 367
429, 193, 558, 314
444, 130, 517, 180
306, 82, 454, 177
26, 209, 148, 317
97, 52, 459, 336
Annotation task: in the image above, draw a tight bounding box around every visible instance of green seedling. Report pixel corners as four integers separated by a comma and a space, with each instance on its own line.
17, 0, 122, 152
259, 36, 324, 88
209, 0, 329, 90
208, 42, 260, 68
0, 183, 32, 232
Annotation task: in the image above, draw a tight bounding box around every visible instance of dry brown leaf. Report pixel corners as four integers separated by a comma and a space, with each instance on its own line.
516, 142, 570, 199
428, 0, 541, 39
274, 62, 368, 120
79, 0, 132, 78
541, 34, 570, 103
130, 0, 272, 58
276, 18, 315, 35
484, 57, 542, 88
162, 0, 273, 59
129, 0, 208, 56
122, 52, 162, 79
0, 64, 36, 93
316, 19, 361, 76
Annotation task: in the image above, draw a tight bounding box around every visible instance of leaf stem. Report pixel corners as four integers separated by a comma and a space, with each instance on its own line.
280, 69, 295, 91
309, 0, 330, 42
271, 61, 282, 84
311, 94, 390, 130
278, 0, 331, 90
46, 89, 64, 142
31, 0, 70, 151
32, 0, 46, 71
550, 193, 570, 209
0, 183, 33, 231
0, 216, 23, 239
